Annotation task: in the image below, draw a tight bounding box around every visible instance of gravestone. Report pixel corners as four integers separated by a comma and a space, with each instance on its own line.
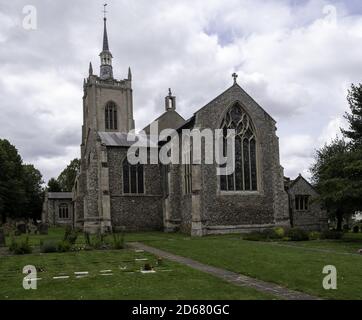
0, 229, 5, 247
16, 223, 26, 235
38, 223, 48, 235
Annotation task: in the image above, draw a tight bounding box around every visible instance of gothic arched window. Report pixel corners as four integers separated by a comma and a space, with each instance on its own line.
105, 102, 118, 130
220, 103, 258, 192
123, 158, 144, 194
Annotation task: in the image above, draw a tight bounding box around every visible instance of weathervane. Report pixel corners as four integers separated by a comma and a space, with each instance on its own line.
103, 3, 108, 19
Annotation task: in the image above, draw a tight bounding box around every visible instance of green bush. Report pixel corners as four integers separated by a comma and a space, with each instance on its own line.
40, 240, 58, 253
9, 237, 32, 255
63, 226, 78, 245
84, 232, 91, 246
285, 228, 309, 241
309, 231, 321, 240
243, 228, 285, 241
93, 231, 109, 249
112, 231, 125, 250
353, 226, 359, 233
273, 227, 285, 238
57, 240, 71, 253
243, 231, 267, 241
321, 230, 343, 240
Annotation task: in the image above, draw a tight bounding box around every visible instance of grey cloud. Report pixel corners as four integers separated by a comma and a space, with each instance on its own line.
0, 0, 361, 182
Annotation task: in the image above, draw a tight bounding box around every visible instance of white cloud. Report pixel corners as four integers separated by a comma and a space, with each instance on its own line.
0, 0, 361, 183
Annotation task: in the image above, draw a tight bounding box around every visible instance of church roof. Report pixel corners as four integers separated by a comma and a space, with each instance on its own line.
98, 132, 158, 147
143, 110, 186, 135
48, 192, 73, 199
195, 83, 276, 123
289, 174, 317, 191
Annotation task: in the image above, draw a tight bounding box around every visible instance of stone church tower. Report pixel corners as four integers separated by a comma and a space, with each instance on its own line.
74, 14, 135, 233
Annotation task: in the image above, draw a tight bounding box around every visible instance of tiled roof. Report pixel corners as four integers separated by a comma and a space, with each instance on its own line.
48, 192, 73, 199
98, 132, 158, 147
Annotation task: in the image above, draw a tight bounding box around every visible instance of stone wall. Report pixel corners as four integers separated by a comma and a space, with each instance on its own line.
191, 84, 289, 234
107, 147, 164, 231
287, 177, 328, 231
45, 199, 73, 227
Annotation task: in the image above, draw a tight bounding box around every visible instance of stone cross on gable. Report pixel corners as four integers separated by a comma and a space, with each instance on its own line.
232, 73, 238, 84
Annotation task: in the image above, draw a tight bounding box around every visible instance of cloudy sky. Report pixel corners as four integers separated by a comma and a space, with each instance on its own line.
0, 0, 361, 183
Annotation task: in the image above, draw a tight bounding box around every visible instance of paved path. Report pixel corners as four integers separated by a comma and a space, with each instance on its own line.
129, 242, 321, 300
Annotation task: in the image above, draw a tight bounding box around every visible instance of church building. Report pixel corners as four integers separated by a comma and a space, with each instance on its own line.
43, 14, 328, 235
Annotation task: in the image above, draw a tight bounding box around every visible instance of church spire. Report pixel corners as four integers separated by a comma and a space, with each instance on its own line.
102, 16, 109, 51
99, 4, 113, 80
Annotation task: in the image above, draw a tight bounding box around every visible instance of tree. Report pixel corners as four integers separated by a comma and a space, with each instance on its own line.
0, 139, 45, 222
342, 83, 362, 148
311, 83, 362, 230
22, 164, 44, 221
57, 158, 80, 192
0, 139, 25, 222
47, 178, 62, 192
310, 139, 354, 230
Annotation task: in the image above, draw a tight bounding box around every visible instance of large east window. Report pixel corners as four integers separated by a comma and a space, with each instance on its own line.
220, 103, 258, 192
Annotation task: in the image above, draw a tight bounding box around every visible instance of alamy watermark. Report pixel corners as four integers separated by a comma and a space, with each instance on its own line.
126, 121, 236, 176
322, 265, 337, 290
23, 265, 37, 290
22, 5, 37, 30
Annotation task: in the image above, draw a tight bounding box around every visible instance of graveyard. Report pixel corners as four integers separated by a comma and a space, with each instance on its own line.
0, 226, 361, 300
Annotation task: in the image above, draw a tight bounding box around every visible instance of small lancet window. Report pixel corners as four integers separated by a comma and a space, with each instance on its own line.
105, 102, 118, 130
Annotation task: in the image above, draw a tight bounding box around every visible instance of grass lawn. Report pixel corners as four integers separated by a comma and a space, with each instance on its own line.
125, 232, 362, 300
0, 244, 273, 300
2, 228, 361, 300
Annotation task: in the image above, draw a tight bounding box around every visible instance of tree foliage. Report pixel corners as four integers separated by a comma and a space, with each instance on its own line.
47, 178, 62, 192
342, 83, 362, 148
57, 158, 80, 192
311, 83, 362, 230
0, 139, 44, 222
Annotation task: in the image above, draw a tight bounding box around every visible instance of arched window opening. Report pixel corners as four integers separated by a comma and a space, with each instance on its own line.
105, 102, 118, 130
123, 158, 144, 194
220, 103, 258, 192
183, 145, 192, 195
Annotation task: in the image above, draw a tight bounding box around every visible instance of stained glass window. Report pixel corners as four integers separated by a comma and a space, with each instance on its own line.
220, 103, 258, 191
